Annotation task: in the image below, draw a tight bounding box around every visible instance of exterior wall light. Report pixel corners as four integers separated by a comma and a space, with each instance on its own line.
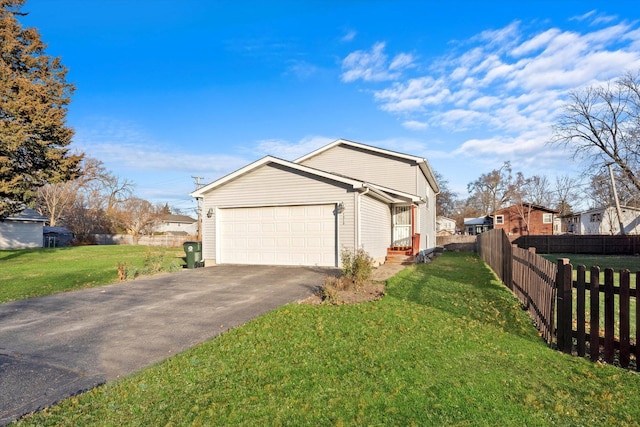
206, 208, 214, 218
337, 202, 345, 214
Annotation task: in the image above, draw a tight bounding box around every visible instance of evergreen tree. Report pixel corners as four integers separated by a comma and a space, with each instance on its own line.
0, 0, 81, 217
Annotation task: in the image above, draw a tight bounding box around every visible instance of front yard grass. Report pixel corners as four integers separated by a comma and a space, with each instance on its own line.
0, 246, 183, 303
17, 252, 640, 426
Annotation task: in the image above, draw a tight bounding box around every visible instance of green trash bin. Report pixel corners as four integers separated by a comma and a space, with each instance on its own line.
183, 241, 202, 268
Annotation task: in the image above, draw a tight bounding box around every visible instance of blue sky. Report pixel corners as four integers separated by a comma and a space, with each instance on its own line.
21, 0, 640, 215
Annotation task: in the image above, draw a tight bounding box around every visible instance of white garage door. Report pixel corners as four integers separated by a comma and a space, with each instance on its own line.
218, 204, 336, 266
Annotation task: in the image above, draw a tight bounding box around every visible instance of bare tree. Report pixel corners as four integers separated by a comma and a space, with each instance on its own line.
36, 181, 78, 227
552, 71, 640, 196
467, 162, 514, 215
434, 171, 458, 217
525, 175, 553, 207
113, 197, 159, 244
509, 172, 535, 235
553, 175, 581, 215
35, 156, 105, 226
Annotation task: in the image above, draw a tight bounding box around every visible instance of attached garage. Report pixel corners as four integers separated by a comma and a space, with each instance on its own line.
217, 204, 337, 266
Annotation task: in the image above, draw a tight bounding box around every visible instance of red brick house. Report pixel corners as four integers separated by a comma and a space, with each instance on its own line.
491, 203, 557, 237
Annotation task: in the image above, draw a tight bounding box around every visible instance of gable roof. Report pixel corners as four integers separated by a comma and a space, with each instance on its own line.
190, 155, 422, 203
4, 208, 48, 223
294, 139, 441, 194
161, 214, 196, 224
569, 205, 640, 216
492, 203, 558, 215
464, 216, 491, 226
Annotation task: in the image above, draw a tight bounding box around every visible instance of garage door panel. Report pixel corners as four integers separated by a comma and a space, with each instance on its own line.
276, 222, 289, 232
219, 205, 336, 266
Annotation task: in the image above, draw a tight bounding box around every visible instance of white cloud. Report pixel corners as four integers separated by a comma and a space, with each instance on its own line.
402, 120, 428, 130
341, 14, 640, 166
571, 10, 596, 22
73, 118, 249, 175
341, 29, 357, 43
286, 60, 319, 80
252, 135, 336, 160
341, 42, 414, 82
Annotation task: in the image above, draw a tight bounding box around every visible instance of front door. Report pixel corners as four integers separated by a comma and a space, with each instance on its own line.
392, 205, 412, 248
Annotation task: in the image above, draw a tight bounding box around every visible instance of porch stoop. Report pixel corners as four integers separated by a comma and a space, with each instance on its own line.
385, 247, 415, 265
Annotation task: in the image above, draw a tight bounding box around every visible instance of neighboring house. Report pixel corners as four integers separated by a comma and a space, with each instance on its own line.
155, 214, 198, 236
0, 208, 48, 250
436, 216, 456, 236
464, 216, 492, 235
191, 139, 440, 267
562, 206, 640, 235
492, 203, 557, 237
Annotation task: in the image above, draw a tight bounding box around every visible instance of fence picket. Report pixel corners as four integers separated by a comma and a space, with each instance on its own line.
557, 259, 573, 354
604, 268, 615, 364
619, 270, 630, 368
576, 266, 586, 357
589, 267, 600, 362
636, 273, 640, 372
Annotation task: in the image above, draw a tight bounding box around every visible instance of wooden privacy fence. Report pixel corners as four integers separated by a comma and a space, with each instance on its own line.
477, 229, 512, 289
511, 246, 557, 344
515, 234, 640, 255
478, 229, 639, 370
556, 260, 639, 369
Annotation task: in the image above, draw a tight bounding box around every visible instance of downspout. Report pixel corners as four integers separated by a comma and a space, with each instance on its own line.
356, 186, 371, 248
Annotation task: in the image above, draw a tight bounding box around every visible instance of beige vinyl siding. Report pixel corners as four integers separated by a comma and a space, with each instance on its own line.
0, 221, 43, 249
359, 195, 391, 263
201, 163, 357, 264
299, 145, 417, 195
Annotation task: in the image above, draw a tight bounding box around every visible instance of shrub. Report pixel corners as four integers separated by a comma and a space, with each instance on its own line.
141, 250, 165, 274
116, 262, 127, 281
116, 262, 139, 281
320, 275, 344, 304
341, 247, 374, 288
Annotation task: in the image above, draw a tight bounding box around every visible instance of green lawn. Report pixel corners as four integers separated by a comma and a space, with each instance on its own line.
16, 252, 640, 426
0, 246, 184, 303
540, 253, 640, 273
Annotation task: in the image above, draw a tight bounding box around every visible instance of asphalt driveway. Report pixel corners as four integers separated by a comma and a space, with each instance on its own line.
0, 264, 332, 425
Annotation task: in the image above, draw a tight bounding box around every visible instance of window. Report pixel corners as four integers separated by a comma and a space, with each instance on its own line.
495, 215, 504, 225
543, 213, 553, 224
590, 213, 602, 222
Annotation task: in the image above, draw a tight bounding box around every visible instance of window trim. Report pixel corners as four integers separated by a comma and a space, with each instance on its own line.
495, 214, 504, 225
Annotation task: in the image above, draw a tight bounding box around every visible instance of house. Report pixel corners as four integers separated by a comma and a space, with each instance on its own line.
155, 214, 198, 236
464, 216, 492, 235
562, 206, 640, 235
436, 216, 457, 236
191, 139, 440, 267
0, 208, 48, 249
492, 203, 557, 237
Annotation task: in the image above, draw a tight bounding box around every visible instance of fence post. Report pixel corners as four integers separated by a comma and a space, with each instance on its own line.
556, 258, 573, 353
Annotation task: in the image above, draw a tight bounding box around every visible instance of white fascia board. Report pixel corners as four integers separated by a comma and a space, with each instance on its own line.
419, 159, 441, 194
295, 138, 421, 165
366, 183, 422, 203
190, 156, 364, 198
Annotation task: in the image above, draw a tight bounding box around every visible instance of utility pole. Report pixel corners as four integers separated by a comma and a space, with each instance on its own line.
606, 163, 626, 235
192, 176, 204, 241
